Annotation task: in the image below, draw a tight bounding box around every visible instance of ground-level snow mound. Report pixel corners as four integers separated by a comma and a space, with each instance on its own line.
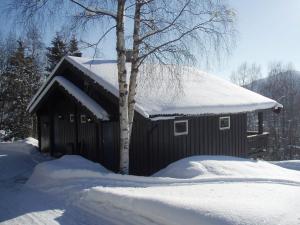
273, 160, 300, 171
27, 155, 111, 188
153, 155, 300, 179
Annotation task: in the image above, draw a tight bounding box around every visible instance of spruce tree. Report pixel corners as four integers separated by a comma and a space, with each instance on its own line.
69, 35, 81, 57
1, 37, 42, 139
46, 33, 67, 72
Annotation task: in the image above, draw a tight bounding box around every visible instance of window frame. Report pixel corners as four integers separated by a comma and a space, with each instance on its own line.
69, 114, 75, 123
80, 114, 87, 123
174, 120, 189, 136
219, 116, 230, 130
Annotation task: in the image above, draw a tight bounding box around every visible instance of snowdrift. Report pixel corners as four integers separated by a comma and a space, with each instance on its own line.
153, 155, 299, 179
27, 155, 111, 188
26, 155, 300, 225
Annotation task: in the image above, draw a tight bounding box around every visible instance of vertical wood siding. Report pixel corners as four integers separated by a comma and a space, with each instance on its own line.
130, 114, 247, 175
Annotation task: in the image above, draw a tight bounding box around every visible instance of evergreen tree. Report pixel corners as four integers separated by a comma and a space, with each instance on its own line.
1, 36, 42, 139
69, 35, 81, 57
46, 33, 67, 72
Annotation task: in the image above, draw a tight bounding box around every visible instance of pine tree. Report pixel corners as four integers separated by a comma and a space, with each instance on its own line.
69, 35, 81, 57
46, 33, 67, 72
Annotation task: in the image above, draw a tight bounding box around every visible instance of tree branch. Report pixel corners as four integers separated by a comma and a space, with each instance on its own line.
69, 0, 117, 19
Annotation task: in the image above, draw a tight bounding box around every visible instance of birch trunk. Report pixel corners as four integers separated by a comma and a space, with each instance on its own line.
128, 1, 142, 139
116, 0, 129, 174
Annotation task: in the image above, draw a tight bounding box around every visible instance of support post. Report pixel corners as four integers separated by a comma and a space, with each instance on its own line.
258, 112, 263, 134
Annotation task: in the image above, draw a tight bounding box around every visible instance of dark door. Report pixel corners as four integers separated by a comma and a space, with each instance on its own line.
40, 115, 51, 152
77, 113, 99, 162
102, 122, 118, 171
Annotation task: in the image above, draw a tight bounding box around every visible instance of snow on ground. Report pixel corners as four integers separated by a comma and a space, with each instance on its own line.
1, 141, 300, 225
27, 154, 300, 225
0, 139, 145, 225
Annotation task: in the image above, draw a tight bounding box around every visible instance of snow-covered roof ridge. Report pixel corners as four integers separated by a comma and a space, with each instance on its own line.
28, 55, 282, 118
66, 56, 282, 116
29, 76, 109, 121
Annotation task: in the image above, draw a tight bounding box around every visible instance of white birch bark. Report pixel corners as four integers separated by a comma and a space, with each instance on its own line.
116, 0, 129, 174
128, 1, 142, 139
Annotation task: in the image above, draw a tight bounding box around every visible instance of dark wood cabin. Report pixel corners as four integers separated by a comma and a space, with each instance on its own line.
28, 56, 282, 176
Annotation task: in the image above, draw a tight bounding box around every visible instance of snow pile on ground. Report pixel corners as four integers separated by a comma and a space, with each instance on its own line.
27, 155, 111, 188
153, 155, 299, 179
25, 155, 300, 225
0, 139, 119, 225
273, 160, 300, 171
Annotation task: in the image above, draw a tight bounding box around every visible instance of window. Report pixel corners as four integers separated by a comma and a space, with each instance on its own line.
174, 120, 188, 136
80, 115, 87, 123
69, 114, 75, 123
219, 116, 230, 130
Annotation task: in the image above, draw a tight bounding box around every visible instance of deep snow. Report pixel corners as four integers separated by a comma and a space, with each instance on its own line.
28, 56, 282, 118
1, 140, 300, 225
0, 139, 144, 225
27, 154, 300, 225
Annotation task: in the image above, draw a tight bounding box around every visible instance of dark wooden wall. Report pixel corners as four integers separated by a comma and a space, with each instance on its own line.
130, 113, 247, 175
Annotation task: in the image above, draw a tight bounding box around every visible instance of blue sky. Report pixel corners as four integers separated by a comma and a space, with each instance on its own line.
1, 0, 300, 80
216, 0, 300, 78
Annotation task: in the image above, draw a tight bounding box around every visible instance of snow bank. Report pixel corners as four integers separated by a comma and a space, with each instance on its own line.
81, 182, 300, 225
273, 160, 300, 171
153, 155, 299, 179
27, 155, 111, 188
25, 155, 300, 225
24, 137, 39, 147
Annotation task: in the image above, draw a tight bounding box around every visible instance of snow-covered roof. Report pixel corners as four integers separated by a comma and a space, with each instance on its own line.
28, 56, 282, 118
29, 76, 109, 121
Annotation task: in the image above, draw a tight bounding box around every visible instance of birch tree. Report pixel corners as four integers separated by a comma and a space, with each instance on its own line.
230, 62, 262, 89
8, 0, 235, 174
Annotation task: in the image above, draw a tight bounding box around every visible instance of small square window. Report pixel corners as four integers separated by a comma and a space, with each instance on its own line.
80, 115, 87, 123
219, 116, 230, 130
174, 120, 188, 136
69, 114, 75, 123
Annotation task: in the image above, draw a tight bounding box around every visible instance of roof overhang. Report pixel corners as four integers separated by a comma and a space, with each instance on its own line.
28, 56, 283, 121
29, 76, 109, 121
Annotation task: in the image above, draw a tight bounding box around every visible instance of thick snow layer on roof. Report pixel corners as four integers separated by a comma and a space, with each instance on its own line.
65, 56, 282, 117
29, 76, 109, 120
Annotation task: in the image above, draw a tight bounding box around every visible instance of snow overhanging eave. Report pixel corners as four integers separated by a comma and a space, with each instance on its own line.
28, 76, 109, 121
147, 102, 283, 120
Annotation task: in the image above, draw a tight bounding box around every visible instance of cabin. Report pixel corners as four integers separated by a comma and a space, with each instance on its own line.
28, 56, 282, 175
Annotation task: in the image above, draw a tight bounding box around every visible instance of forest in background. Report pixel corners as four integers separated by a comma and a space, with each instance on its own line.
0, 27, 81, 140
231, 62, 300, 160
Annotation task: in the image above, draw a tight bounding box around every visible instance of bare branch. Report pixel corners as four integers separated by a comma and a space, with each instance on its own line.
70, 0, 117, 19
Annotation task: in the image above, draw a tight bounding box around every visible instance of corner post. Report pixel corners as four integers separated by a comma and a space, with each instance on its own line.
258, 112, 263, 134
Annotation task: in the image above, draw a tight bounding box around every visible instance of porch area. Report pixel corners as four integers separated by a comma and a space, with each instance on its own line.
247, 111, 269, 158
